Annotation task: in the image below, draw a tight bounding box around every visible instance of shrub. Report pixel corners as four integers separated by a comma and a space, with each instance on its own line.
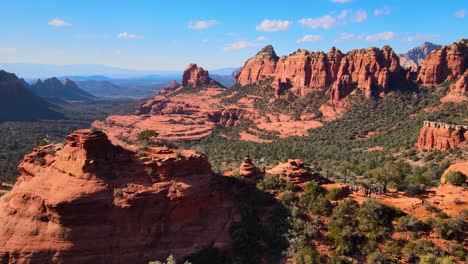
396, 215, 423, 232
137, 130, 159, 142
445, 171, 466, 186
436, 218, 465, 241
327, 187, 345, 201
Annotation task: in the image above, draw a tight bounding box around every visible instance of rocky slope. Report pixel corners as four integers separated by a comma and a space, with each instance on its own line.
416, 121, 468, 151
0, 70, 62, 122
31, 77, 95, 101
417, 39, 468, 86
0, 129, 237, 263
236, 45, 401, 100
398, 42, 442, 69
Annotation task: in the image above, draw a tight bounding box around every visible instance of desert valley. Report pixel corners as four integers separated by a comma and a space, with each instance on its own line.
0, 1, 467, 263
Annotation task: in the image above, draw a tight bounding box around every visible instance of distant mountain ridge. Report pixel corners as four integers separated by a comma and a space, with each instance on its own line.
0, 70, 62, 122
31, 77, 95, 101
398, 42, 442, 69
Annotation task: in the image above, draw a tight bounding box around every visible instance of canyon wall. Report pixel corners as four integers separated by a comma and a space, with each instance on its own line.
416, 121, 468, 151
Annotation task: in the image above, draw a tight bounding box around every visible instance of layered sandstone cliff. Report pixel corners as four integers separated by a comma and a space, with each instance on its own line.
0, 129, 237, 263
417, 39, 468, 86
236, 45, 401, 100
416, 121, 468, 151
182, 64, 221, 88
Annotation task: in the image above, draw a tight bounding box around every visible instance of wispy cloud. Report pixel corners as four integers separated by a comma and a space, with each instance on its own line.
365, 32, 395, 42
117, 32, 139, 39
454, 9, 466, 18
353, 10, 368, 22
296, 35, 324, 43
48, 18, 71, 27
226, 32, 239, 37
401, 33, 440, 42
299, 15, 338, 29
331, 0, 352, 3
373, 6, 391, 16
224, 41, 259, 51
336, 33, 364, 42
188, 20, 218, 30
299, 9, 367, 29
256, 36, 267, 41
256, 19, 292, 32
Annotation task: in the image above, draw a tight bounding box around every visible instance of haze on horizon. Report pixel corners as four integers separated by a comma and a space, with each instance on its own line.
0, 0, 466, 72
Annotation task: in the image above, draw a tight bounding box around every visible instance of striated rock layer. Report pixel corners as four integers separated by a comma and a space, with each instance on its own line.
236, 45, 401, 100
450, 73, 468, 94
416, 121, 468, 151
417, 39, 468, 86
0, 129, 237, 263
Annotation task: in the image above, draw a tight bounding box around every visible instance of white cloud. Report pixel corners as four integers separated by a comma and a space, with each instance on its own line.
331, 0, 352, 3
224, 41, 259, 51
48, 18, 71, 27
296, 35, 324, 43
0, 47, 16, 53
117, 32, 139, 39
299, 15, 338, 29
402, 33, 440, 42
353, 10, 368, 22
337, 33, 364, 41
454, 9, 466, 18
256, 19, 292, 32
256, 36, 267, 41
188, 20, 218, 30
374, 6, 391, 16
365, 32, 395, 42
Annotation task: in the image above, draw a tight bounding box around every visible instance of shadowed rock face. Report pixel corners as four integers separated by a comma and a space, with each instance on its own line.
182, 64, 217, 87
417, 39, 468, 85
0, 129, 237, 264
399, 42, 442, 69
416, 122, 468, 151
235, 45, 401, 100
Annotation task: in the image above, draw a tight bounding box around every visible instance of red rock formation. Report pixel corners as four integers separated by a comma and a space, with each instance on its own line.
267, 159, 331, 184
450, 74, 468, 94
238, 156, 262, 178
417, 39, 468, 86
0, 129, 237, 263
331, 75, 353, 102
182, 64, 210, 87
236, 45, 401, 100
159, 80, 181, 94
235, 45, 279, 86
416, 121, 467, 151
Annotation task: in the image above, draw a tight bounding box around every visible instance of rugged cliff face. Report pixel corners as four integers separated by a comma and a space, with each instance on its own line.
182, 64, 222, 88
235, 45, 401, 100
0, 129, 237, 263
416, 121, 467, 151
417, 39, 468, 86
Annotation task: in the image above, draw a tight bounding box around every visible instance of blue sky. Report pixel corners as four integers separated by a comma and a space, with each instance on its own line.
0, 0, 466, 71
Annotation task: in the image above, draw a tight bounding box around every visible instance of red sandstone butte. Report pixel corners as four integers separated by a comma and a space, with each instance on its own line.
416, 121, 468, 151
182, 63, 221, 87
235, 44, 401, 100
417, 39, 468, 86
0, 129, 237, 263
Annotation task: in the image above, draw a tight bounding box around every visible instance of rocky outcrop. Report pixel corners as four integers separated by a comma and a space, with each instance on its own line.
416, 121, 468, 151
236, 45, 279, 87
159, 80, 181, 94
0, 129, 237, 263
236, 45, 401, 100
238, 157, 262, 178
417, 39, 468, 86
267, 159, 330, 184
182, 64, 222, 88
450, 74, 468, 94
